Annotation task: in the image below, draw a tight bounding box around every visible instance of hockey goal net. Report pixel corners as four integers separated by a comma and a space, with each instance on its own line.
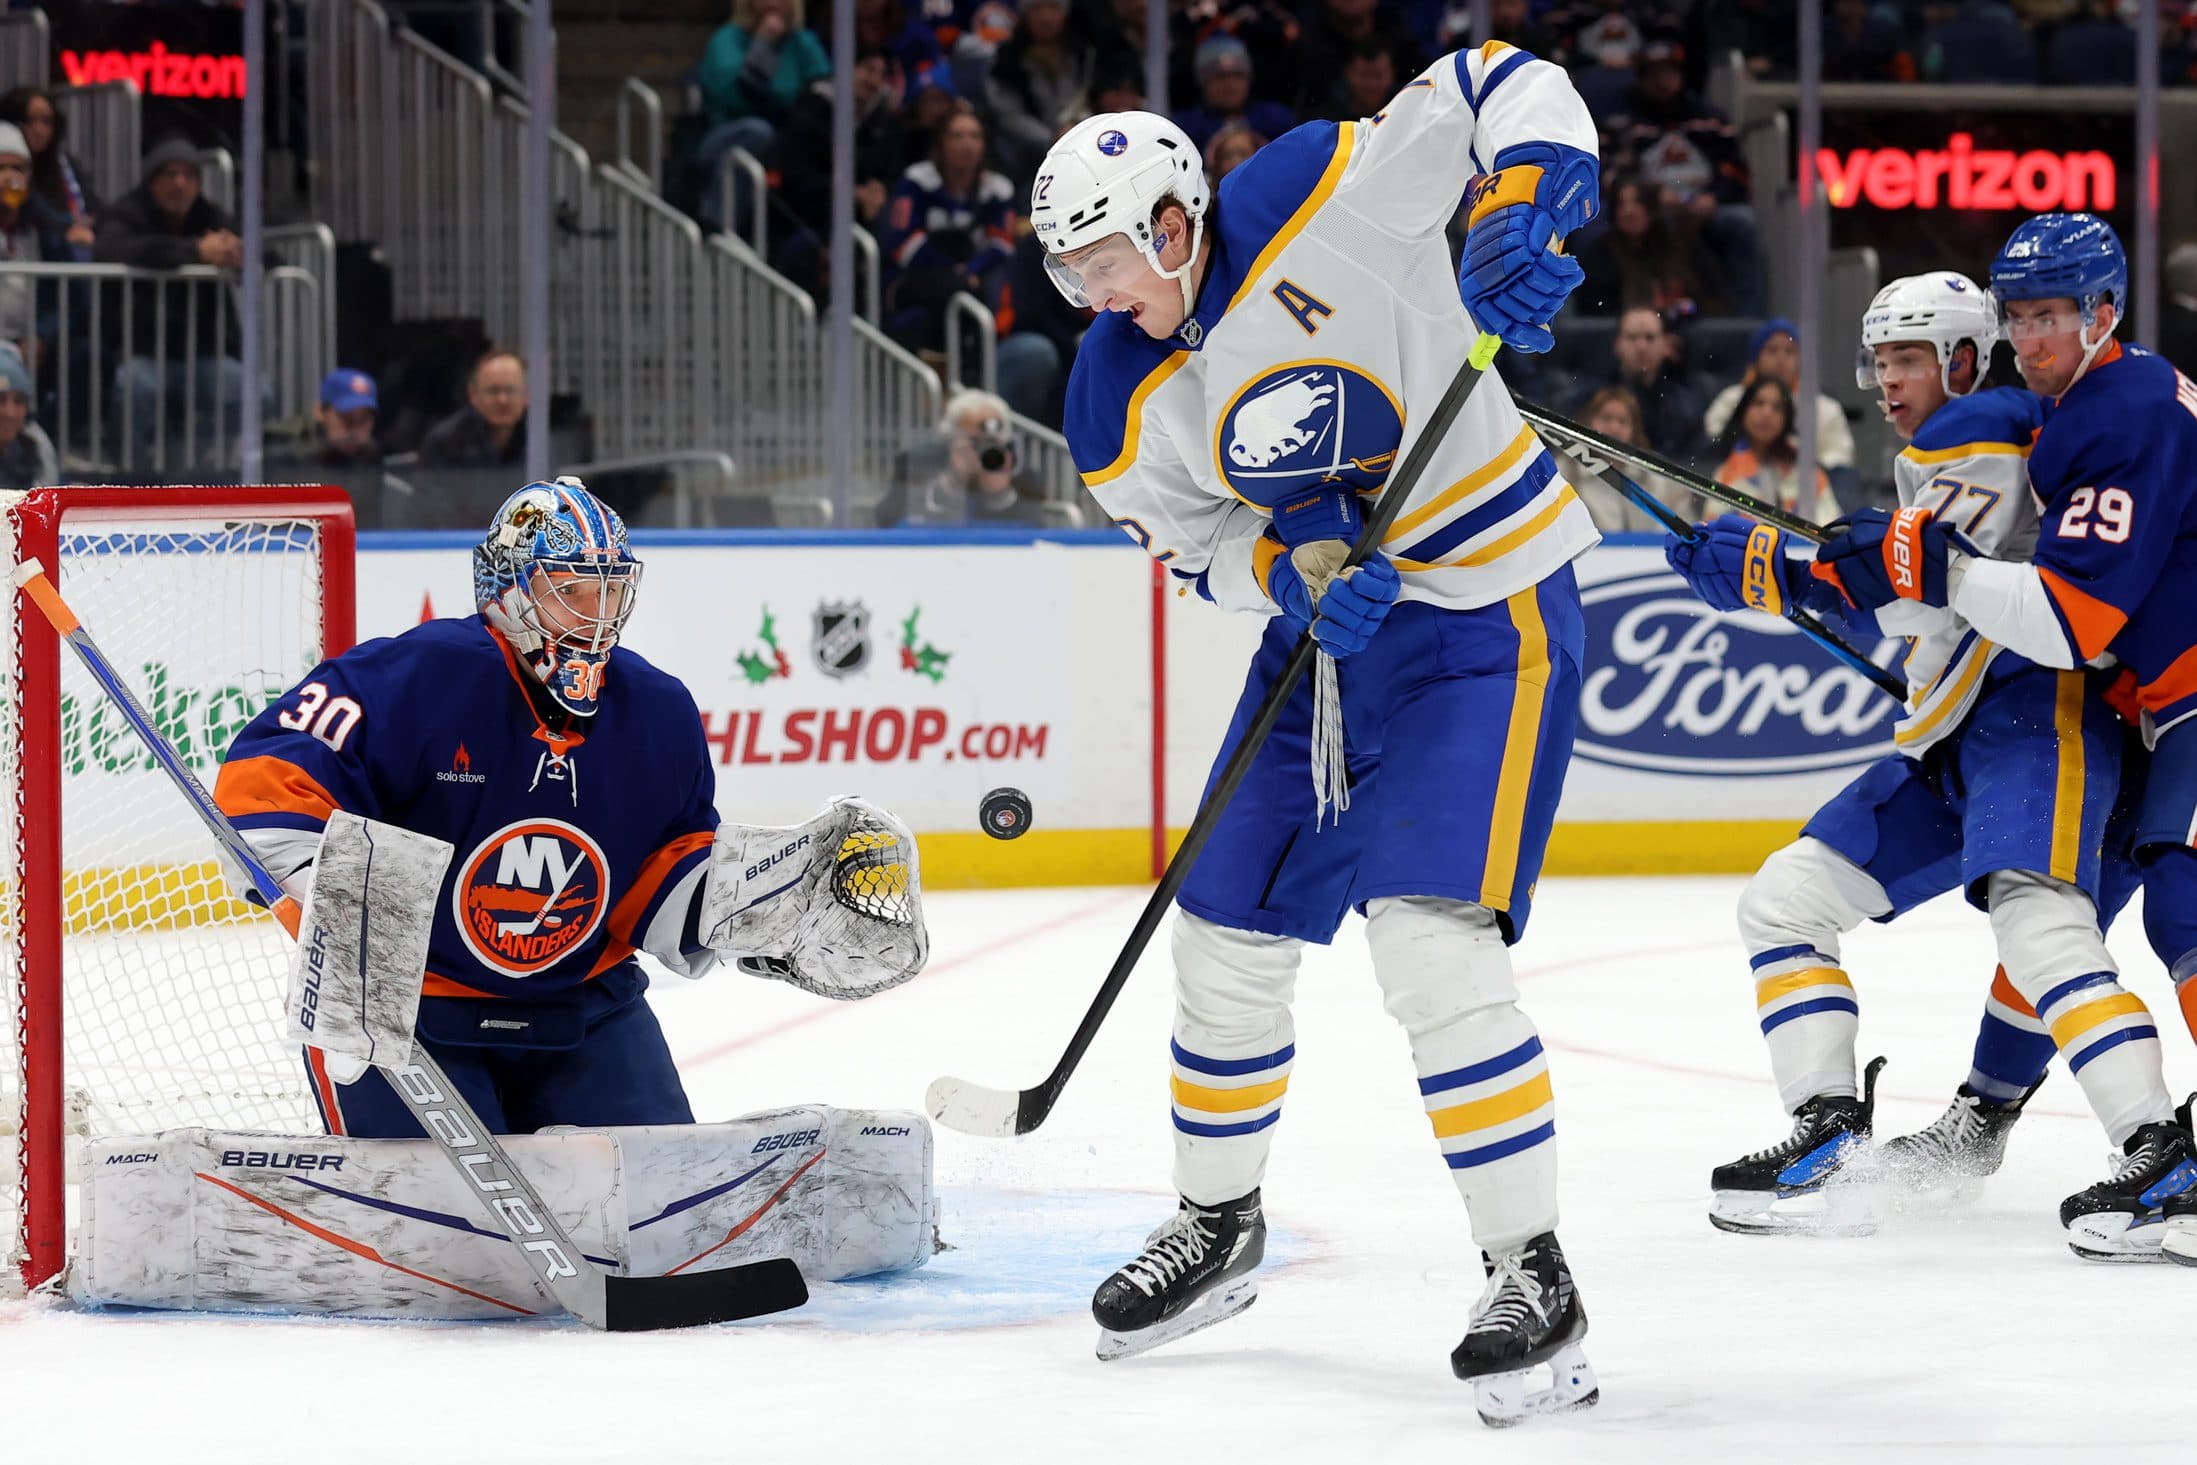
2, 487, 355, 1292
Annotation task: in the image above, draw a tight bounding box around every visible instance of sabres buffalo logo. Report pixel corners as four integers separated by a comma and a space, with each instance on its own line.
453, 818, 611, 975
1214, 361, 1405, 509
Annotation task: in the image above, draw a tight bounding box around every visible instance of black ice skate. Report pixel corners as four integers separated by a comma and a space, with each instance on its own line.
1091, 1190, 1264, 1361
1709, 1057, 1885, 1236
1450, 1232, 1597, 1428
1876, 1083, 2034, 1195
2061, 1099, 2197, 1263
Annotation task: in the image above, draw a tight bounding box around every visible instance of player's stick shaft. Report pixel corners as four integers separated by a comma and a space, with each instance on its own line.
9, 558, 806, 1330
932, 334, 1505, 1137
1515, 400, 1832, 541
1535, 434, 1907, 701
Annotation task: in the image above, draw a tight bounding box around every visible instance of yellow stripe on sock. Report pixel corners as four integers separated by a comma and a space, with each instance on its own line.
1754, 966, 1854, 1008
2050, 670, 2087, 883
1170, 1075, 1289, 1114
2047, 991, 2150, 1050
1428, 1071, 1553, 1139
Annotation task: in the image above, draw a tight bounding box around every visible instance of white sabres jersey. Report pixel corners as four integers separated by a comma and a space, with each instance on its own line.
1879, 385, 2045, 757
1062, 43, 1601, 614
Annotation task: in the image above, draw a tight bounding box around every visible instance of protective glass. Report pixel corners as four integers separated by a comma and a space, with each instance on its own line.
1042, 232, 1153, 309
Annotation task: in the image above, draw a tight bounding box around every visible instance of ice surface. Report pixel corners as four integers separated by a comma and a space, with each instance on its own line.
6, 877, 2193, 1464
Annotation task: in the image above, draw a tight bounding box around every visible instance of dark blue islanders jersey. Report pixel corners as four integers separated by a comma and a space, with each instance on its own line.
214, 615, 718, 1002
2027, 344, 2197, 730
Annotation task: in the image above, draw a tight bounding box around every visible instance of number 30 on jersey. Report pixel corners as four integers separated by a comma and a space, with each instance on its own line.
276, 680, 363, 751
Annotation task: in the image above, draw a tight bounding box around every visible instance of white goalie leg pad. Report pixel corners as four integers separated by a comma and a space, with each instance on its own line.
1989, 870, 2170, 1145
67, 1128, 626, 1319
701, 797, 927, 999
1170, 912, 1303, 1206
1735, 838, 1890, 1110
608, 1107, 937, 1282
1365, 897, 1556, 1255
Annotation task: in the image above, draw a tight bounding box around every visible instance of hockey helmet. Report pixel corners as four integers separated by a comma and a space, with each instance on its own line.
473, 477, 641, 717
1033, 112, 1209, 318
1854, 273, 1999, 395
1990, 213, 2126, 329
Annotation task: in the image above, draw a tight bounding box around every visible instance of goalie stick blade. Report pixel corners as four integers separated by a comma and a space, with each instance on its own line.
926, 1075, 1029, 1137
601, 1258, 809, 1331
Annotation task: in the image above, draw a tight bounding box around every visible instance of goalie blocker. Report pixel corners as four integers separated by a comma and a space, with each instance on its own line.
66, 1106, 936, 1318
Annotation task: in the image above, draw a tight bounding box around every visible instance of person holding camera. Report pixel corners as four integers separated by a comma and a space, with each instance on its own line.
879, 388, 1055, 527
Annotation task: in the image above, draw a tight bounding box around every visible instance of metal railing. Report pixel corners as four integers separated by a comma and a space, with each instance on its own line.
613, 77, 664, 193
194, 148, 239, 217
704, 234, 820, 494
0, 9, 47, 93
54, 83, 143, 216
718, 146, 769, 260
944, 292, 998, 395
267, 223, 340, 387
849, 318, 945, 522
584, 166, 713, 461
1004, 411, 1080, 508
487, 97, 593, 397
390, 29, 497, 320
851, 227, 882, 323
6, 262, 321, 476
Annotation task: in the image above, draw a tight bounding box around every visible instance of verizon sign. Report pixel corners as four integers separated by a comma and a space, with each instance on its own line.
60, 44, 247, 100
1815, 133, 2116, 212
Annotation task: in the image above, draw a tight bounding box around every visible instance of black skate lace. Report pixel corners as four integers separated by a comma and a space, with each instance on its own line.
1119, 1211, 1214, 1296
1466, 1250, 1549, 1337
1890, 1094, 1985, 1165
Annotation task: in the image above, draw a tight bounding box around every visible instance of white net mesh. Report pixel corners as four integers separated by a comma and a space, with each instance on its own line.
3, 492, 338, 1290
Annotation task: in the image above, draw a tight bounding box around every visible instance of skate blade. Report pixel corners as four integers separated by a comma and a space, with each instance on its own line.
1710, 1187, 1877, 1237
1472, 1344, 1599, 1429
2066, 1211, 2167, 1263
2162, 1222, 2197, 1268
1095, 1278, 1257, 1361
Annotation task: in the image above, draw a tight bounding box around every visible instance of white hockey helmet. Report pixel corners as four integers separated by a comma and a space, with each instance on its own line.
1032, 112, 1210, 319
1854, 272, 2000, 395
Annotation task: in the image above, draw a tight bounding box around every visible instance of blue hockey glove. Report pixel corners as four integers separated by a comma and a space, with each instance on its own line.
1266, 540, 1402, 657
1460, 141, 1598, 354
1813, 507, 1957, 611
1664, 515, 1832, 618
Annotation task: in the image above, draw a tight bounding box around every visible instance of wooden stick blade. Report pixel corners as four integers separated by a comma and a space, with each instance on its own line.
926, 1075, 1024, 1137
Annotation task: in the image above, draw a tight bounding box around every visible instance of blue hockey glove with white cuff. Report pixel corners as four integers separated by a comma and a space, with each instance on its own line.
1460, 141, 1598, 354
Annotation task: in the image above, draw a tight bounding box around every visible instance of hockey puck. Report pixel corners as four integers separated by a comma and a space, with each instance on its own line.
980, 787, 1033, 840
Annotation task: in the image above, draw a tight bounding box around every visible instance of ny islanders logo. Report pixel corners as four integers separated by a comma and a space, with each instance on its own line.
1215, 361, 1404, 508
453, 818, 610, 974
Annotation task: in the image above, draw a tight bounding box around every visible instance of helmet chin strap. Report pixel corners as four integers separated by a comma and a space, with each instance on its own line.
2061, 309, 2115, 394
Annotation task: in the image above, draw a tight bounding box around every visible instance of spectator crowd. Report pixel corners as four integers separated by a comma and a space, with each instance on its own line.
10, 1, 2197, 532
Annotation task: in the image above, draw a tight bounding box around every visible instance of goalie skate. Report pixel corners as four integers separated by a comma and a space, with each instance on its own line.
1451, 1233, 1597, 1428
1092, 1190, 1264, 1361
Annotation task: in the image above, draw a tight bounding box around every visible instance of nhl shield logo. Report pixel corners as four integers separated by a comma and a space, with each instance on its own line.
812, 599, 871, 678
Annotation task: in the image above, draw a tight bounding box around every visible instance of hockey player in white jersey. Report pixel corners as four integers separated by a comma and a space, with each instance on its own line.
1039, 42, 1601, 1422
1665, 274, 2178, 1246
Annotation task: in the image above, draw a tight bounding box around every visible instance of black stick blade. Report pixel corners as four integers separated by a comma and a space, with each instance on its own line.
602, 1258, 809, 1331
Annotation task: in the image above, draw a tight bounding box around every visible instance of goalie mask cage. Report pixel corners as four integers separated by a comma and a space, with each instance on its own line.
2, 487, 356, 1292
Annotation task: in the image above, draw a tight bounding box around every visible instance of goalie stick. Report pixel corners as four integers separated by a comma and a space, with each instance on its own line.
927, 332, 1506, 1138
1531, 428, 1907, 701
9, 559, 807, 1330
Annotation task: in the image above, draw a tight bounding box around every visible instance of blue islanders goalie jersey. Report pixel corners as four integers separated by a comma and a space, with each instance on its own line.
213, 615, 720, 1004
1064, 41, 1601, 613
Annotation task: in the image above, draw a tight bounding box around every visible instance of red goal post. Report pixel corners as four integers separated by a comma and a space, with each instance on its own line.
3, 486, 355, 1291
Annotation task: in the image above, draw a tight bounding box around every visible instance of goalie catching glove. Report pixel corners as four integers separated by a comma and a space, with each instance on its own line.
699, 796, 928, 999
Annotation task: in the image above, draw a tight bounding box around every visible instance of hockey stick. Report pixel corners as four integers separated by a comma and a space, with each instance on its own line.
1534, 434, 1907, 701
9, 559, 807, 1330
926, 332, 1506, 1138
1514, 399, 1832, 541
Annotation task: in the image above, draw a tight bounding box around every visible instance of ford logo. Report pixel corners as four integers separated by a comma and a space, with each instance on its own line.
1576, 570, 1901, 776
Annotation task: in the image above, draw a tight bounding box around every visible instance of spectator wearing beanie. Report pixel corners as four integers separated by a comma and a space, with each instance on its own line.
1703, 317, 1854, 488
0, 345, 57, 490
0, 88, 94, 260
1173, 37, 1295, 154
0, 121, 65, 367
